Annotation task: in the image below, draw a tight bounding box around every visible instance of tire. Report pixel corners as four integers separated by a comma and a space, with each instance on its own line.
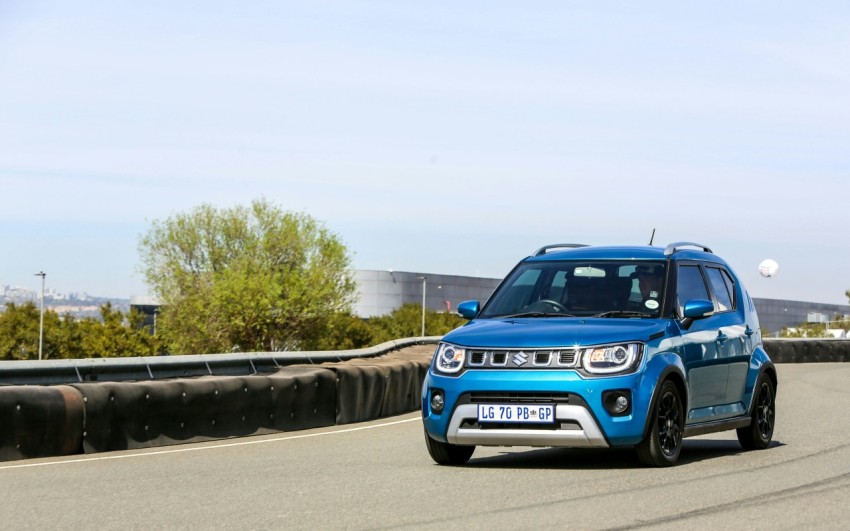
637, 380, 684, 467
737, 375, 776, 450
424, 430, 474, 465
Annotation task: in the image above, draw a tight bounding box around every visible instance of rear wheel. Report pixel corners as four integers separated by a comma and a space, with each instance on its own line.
424, 431, 474, 465
737, 375, 775, 450
637, 380, 684, 467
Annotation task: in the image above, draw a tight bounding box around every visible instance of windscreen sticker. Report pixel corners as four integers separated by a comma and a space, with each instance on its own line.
645, 300, 659, 310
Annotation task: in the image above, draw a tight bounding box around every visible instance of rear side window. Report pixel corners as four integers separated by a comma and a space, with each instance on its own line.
705, 267, 734, 312
721, 269, 737, 309
676, 265, 709, 315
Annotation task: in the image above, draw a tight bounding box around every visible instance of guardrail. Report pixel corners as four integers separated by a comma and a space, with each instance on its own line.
2, 338, 847, 386
0, 337, 443, 386
1, 338, 848, 464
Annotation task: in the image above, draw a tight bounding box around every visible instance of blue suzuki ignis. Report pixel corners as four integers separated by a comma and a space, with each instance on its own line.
422, 243, 777, 466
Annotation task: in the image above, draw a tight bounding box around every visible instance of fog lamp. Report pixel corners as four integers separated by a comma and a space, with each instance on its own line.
614, 395, 629, 414
430, 391, 445, 413
603, 390, 631, 416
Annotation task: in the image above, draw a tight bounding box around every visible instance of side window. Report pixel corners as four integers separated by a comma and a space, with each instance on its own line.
705, 267, 734, 312
721, 269, 737, 310
676, 265, 709, 315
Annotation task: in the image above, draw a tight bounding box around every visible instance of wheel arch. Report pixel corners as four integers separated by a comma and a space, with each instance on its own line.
746, 345, 777, 416
763, 364, 778, 393
748, 362, 778, 416
640, 361, 688, 441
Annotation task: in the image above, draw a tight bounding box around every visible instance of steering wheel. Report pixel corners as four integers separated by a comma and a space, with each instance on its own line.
526, 299, 568, 313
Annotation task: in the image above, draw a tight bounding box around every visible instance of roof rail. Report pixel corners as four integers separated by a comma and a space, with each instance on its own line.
664, 242, 713, 256
533, 243, 589, 257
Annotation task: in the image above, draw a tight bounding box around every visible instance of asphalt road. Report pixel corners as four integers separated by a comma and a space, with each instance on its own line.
2, 363, 849, 530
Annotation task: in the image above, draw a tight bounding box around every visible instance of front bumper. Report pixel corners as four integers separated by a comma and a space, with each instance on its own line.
446, 402, 609, 447
423, 368, 651, 448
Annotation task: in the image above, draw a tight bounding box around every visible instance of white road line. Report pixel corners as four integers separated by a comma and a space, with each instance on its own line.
0, 415, 421, 471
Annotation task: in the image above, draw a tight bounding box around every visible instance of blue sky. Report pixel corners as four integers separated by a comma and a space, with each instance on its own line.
1, 1, 848, 304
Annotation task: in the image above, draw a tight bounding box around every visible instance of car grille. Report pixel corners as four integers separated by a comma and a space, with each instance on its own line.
466, 392, 575, 404
466, 348, 579, 369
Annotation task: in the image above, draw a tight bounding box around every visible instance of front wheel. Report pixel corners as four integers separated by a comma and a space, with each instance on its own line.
424, 430, 474, 465
737, 375, 776, 450
637, 380, 684, 467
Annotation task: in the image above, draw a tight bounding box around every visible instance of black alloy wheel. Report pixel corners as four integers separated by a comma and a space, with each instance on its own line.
637, 380, 684, 466
738, 375, 776, 450
657, 389, 682, 457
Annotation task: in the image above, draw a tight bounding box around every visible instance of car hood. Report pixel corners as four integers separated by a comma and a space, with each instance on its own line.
442, 317, 669, 349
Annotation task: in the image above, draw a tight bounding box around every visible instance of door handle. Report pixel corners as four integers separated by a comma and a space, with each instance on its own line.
745, 326, 755, 337
716, 331, 728, 344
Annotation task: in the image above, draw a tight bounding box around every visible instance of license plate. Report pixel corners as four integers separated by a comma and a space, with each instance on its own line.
477, 404, 555, 424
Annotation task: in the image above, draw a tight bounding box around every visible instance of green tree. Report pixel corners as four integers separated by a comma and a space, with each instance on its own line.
78, 304, 157, 357
43, 311, 84, 360
778, 313, 850, 338
367, 303, 465, 344
0, 302, 80, 360
139, 199, 356, 354
0, 302, 155, 359
302, 311, 376, 351
0, 302, 42, 359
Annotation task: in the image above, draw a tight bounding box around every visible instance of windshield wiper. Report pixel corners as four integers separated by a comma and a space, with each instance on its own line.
593, 310, 651, 318
502, 312, 576, 318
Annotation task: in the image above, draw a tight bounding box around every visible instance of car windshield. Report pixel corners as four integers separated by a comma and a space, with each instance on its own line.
480, 260, 667, 318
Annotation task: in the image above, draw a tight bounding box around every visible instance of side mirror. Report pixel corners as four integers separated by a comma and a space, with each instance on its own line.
680, 298, 715, 329
457, 300, 480, 320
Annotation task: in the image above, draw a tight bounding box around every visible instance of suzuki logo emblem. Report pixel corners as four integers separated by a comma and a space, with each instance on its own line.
512, 351, 528, 366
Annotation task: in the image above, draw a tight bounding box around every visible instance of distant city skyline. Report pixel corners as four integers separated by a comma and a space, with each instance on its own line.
1, 2, 848, 304
2, 283, 110, 301
0, 283, 130, 320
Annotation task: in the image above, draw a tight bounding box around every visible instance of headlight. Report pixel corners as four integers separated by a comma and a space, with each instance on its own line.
434, 343, 466, 374
581, 343, 641, 375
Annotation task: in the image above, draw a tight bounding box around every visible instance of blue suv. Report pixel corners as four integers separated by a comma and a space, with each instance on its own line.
422, 243, 777, 466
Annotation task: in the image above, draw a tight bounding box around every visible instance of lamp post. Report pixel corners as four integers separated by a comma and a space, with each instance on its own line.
416, 276, 427, 337
34, 271, 46, 360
